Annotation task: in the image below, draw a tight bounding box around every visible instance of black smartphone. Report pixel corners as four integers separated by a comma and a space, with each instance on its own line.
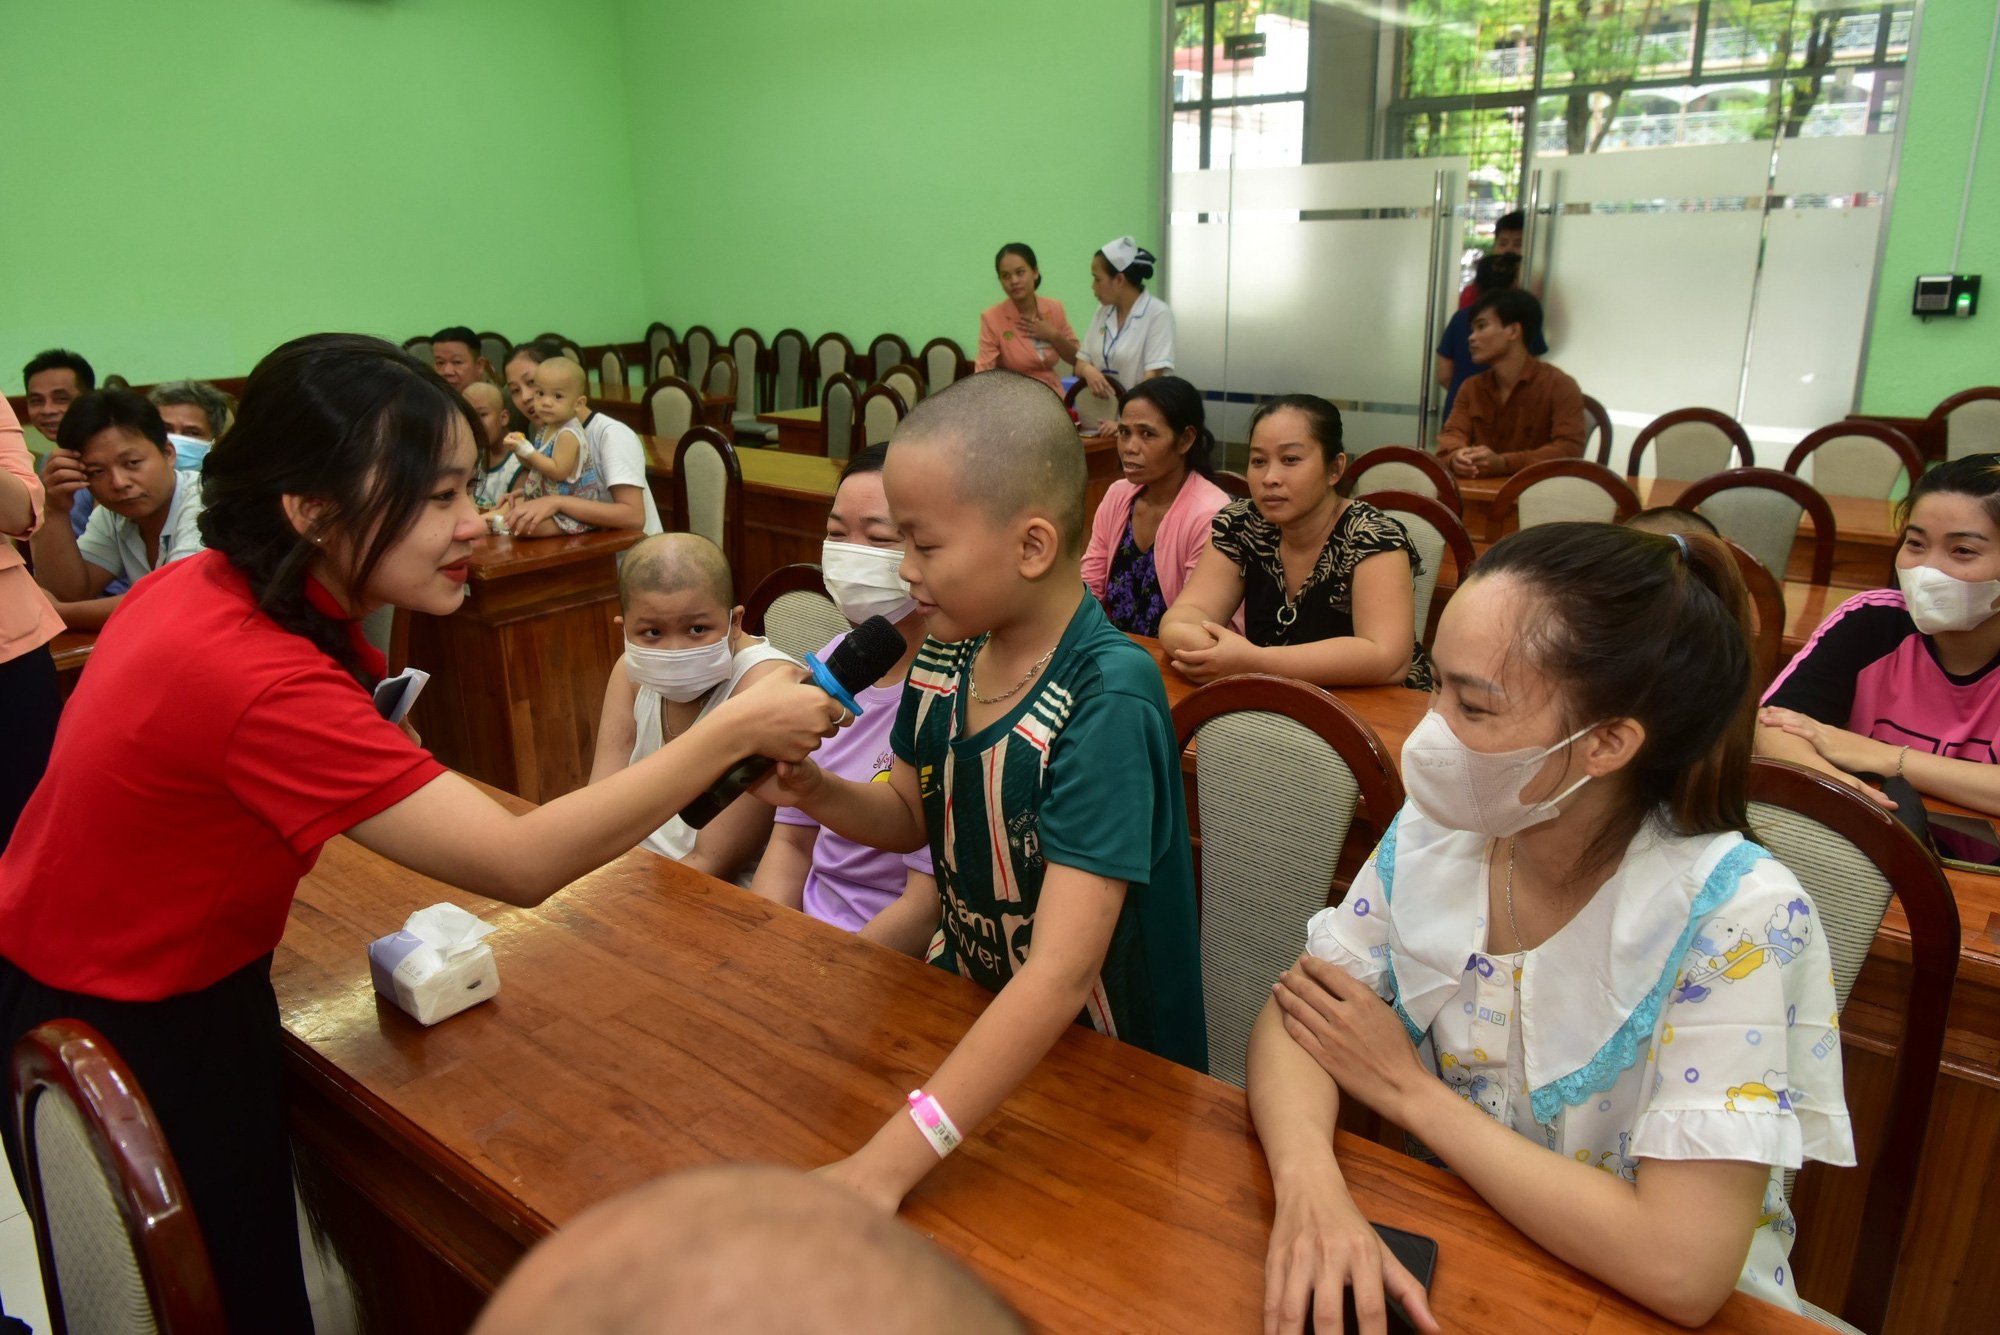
1298, 1221, 1438, 1334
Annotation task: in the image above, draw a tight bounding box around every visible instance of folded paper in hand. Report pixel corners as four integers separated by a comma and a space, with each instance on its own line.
367, 902, 500, 1025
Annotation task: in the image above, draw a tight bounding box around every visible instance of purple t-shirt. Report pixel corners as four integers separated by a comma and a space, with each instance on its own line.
1764, 587, 2000, 761
775, 634, 934, 931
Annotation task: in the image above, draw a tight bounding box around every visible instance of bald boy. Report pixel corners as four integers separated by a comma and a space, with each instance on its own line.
755, 370, 1206, 1212
472, 1166, 1024, 1335
463, 381, 521, 509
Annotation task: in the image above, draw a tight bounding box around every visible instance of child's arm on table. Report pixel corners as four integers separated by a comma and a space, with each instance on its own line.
819, 862, 1126, 1211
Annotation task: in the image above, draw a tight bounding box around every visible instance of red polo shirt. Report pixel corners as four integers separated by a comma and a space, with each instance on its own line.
0, 550, 446, 1000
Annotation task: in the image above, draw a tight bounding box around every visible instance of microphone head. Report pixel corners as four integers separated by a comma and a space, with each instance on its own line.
821, 615, 909, 692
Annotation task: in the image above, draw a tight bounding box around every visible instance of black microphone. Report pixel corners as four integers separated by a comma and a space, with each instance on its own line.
679, 615, 910, 828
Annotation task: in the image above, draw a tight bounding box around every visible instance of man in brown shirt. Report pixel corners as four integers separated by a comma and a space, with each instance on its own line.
1436, 289, 1586, 478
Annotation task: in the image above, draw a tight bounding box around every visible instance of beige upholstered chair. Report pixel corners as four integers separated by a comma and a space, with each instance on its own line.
812, 333, 855, 399
1783, 422, 1922, 499
652, 346, 681, 383
1926, 386, 2000, 462
1365, 490, 1475, 648
1746, 760, 1958, 1334
1627, 407, 1755, 480
856, 383, 907, 451
645, 322, 677, 377
744, 565, 849, 662
1677, 467, 1836, 585
880, 363, 924, 408
642, 375, 703, 444
704, 352, 737, 414
13, 1019, 224, 1333
1063, 375, 1123, 434
534, 331, 583, 365
1582, 394, 1615, 467
1484, 459, 1640, 539
771, 329, 810, 412
1172, 677, 1405, 1089
1341, 446, 1463, 514
400, 335, 432, 366
730, 328, 774, 443
920, 337, 967, 394
672, 426, 744, 565
597, 346, 630, 400
477, 331, 511, 376
681, 326, 717, 393
867, 333, 911, 384
821, 372, 860, 463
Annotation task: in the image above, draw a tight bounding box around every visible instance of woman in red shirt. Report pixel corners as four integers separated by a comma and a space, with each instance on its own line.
0, 334, 842, 1331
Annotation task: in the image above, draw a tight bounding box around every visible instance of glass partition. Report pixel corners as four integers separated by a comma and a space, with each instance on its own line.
1165, 0, 1914, 473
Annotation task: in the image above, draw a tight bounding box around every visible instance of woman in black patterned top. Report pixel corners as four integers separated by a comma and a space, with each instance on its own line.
1159, 394, 1435, 690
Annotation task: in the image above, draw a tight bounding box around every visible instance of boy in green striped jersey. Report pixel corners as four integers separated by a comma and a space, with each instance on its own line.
755, 371, 1205, 1211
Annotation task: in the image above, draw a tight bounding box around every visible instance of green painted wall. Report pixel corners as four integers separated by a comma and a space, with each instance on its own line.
1861, 0, 2000, 415
614, 0, 1165, 357
0, 0, 649, 385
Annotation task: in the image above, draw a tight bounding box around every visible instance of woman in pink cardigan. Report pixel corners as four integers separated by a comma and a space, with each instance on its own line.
1082, 376, 1234, 636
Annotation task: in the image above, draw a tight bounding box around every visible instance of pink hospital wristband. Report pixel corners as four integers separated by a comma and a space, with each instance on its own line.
906, 1089, 963, 1159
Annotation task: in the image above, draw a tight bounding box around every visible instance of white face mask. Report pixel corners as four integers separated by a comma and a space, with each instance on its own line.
624, 638, 734, 702
1897, 562, 2000, 636
821, 539, 919, 625
1400, 709, 1596, 838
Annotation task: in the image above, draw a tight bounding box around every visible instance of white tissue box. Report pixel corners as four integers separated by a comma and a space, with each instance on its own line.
367, 903, 501, 1025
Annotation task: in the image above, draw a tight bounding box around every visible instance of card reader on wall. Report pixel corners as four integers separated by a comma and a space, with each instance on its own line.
1914, 274, 1980, 320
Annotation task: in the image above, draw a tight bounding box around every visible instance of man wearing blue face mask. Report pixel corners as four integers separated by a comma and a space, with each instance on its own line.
587, 533, 802, 883
1760, 451, 2000, 819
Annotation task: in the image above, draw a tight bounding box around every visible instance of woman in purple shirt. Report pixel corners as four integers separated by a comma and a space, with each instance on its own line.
749, 444, 936, 928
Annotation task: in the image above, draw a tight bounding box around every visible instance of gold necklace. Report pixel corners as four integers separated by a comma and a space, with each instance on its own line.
1504, 837, 1525, 955
969, 637, 1058, 705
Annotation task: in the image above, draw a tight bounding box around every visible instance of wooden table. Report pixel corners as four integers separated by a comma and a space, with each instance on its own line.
402, 529, 640, 803
755, 406, 825, 455
48, 629, 94, 701
1456, 475, 1898, 590
276, 807, 1815, 1334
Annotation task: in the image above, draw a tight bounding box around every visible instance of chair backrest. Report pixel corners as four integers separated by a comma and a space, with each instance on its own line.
1582, 393, 1614, 467
477, 331, 511, 376
1677, 466, 1835, 586
534, 331, 583, 365
672, 426, 745, 563
704, 351, 737, 407
1213, 469, 1251, 500
642, 375, 703, 443
1340, 446, 1463, 515
682, 326, 716, 392
645, 322, 677, 373
821, 372, 860, 464
743, 564, 850, 661
597, 346, 629, 400
653, 346, 681, 383
401, 335, 432, 366
857, 383, 907, 451
1927, 386, 2000, 461
880, 363, 925, 407
729, 328, 767, 416
1627, 407, 1755, 480
812, 333, 855, 398
772, 329, 810, 412
920, 337, 968, 393
1064, 374, 1123, 432
1173, 676, 1404, 1088
1365, 490, 1476, 648
867, 334, 911, 384
1783, 421, 1923, 500
1722, 535, 1785, 695
13, 1019, 223, 1334
1746, 759, 1959, 1334
1485, 459, 1640, 540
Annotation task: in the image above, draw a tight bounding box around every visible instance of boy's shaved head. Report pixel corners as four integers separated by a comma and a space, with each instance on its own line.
620, 532, 734, 611
537, 355, 587, 395
894, 371, 1086, 555
462, 381, 505, 411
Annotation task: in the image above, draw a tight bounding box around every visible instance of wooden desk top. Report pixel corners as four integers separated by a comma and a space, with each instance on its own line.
467, 527, 643, 581
49, 629, 95, 672
756, 407, 823, 426
277, 814, 1810, 1333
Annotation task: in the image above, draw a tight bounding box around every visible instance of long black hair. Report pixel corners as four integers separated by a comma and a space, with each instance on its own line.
198, 333, 479, 686
1120, 376, 1214, 477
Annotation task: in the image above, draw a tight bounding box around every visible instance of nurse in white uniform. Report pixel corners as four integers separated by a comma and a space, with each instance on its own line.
1074, 235, 1176, 432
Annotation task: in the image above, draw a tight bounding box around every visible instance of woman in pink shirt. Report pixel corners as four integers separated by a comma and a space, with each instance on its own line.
0, 396, 66, 851
974, 243, 1078, 395
1082, 375, 1234, 637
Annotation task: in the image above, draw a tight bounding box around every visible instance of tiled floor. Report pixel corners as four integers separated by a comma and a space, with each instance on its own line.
0, 1162, 49, 1333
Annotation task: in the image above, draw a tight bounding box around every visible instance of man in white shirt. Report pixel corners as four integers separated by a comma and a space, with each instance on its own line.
29, 390, 206, 630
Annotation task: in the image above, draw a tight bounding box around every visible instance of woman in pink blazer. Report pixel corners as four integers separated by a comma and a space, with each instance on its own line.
974, 243, 1078, 396
1082, 376, 1235, 636
0, 396, 66, 851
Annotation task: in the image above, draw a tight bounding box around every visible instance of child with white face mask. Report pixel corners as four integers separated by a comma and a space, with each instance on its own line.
1248, 523, 1851, 1332
749, 446, 937, 929
1760, 452, 2000, 818
589, 533, 799, 881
